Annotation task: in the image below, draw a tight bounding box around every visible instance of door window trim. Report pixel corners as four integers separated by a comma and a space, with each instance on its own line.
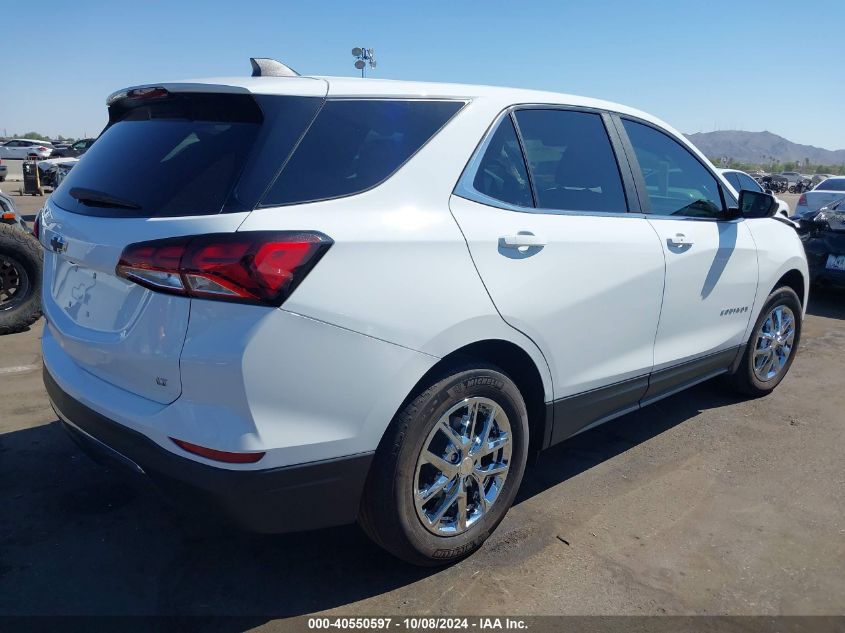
454, 104, 644, 219
613, 114, 737, 222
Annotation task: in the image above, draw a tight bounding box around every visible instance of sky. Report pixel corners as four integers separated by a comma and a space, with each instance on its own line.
2, 0, 843, 149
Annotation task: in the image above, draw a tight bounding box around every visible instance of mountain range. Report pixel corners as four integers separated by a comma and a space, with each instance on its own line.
684, 131, 845, 166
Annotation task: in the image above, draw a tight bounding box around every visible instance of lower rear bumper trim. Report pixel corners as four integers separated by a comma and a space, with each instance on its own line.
44, 367, 374, 534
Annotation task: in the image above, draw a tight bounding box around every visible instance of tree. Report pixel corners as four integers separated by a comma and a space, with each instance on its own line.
15, 131, 51, 141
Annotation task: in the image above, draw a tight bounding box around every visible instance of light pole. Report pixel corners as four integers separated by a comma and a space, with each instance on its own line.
352, 47, 377, 77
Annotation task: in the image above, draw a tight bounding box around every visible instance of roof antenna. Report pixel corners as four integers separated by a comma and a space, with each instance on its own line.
250, 57, 299, 77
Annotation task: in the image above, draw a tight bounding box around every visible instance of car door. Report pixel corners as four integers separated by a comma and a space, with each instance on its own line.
2, 141, 19, 159
618, 118, 758, 397
450, 107, 666, 443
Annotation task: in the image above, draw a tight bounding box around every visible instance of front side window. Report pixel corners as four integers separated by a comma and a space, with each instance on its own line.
514, 109, 627, 213
263, 99, 464, 206
623, 119, 724, 218
472, 116, 532, 207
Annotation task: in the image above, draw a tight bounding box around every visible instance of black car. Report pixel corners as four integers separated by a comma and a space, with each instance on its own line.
51, 138, 95, 158
794, 197, 845, 288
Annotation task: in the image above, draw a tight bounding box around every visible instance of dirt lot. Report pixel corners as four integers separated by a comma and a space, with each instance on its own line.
0, 188, 843, 622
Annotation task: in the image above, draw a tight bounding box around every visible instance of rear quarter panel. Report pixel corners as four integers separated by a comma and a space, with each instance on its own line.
237, 96, 554, 401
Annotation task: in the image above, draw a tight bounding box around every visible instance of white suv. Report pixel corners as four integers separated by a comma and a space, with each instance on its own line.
39, 62, 809, 565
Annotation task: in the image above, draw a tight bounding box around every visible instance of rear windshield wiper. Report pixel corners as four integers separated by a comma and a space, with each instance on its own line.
69, 187, 142, 210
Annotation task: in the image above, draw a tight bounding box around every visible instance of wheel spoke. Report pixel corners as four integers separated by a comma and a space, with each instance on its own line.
471, 473, 489, 512
438, 420, 465, 451
424, 449, 458, 477
429, 485, 460, 527
470, 404, 496, 456
417, 474, 451, 506
456, 483, 468, 531
476, 461, 508, 477
481, 433, 509, 456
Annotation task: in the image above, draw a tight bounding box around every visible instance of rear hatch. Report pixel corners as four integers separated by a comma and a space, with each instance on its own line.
41, 81, 326, 403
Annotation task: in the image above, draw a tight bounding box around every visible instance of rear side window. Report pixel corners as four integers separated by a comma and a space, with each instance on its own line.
262, 99, 464, 206
735, 172, 762, 193
513, 109, 627, 213
723, 172, 741, 190
52, 93, 323, 217
623, 119, 724, 218
472, 116, 533, 208
817, 179, 845, 191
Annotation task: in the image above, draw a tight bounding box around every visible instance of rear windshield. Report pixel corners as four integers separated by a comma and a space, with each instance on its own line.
261, 99, 464, 206
51, 92, 320, 217
817, 179, 845, 191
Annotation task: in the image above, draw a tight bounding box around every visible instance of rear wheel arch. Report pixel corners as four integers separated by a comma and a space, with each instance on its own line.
383, 339, 550, 456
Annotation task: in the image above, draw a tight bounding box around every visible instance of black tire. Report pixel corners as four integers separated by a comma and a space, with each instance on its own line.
725, 286, 802, 397
359, 364, 529, 566
0, 223, 42, 335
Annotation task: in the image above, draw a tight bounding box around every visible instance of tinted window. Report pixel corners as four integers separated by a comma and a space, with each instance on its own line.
817, 179, 845, 191
472, 116, 532, 207
723, 172, 741, 190
513, 109, 626, 213
264, 100, 463, 206
52, 94, 323, 217
736, 172, 762, 193
623, 120, 724, 218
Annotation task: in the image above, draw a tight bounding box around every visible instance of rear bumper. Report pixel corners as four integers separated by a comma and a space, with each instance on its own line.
45, 367, 374, 534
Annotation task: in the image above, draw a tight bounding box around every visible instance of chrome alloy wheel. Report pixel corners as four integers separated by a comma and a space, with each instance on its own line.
753, 305, 796, 382
413, 397, 512, 536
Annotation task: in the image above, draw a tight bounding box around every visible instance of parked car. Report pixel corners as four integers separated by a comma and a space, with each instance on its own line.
37, 157, 80, 188
0, 158, 6, 182
0, 190, 42, 334
794, 176, 845, 217
50, 138, 95, 158
0, 139, 53, 159
39, 61, 809, 566
719, 168, 790, 217
794, 197, 845, 287
811, 174, 832, 186
779, 171, 803, 187
761, 174, 789, 193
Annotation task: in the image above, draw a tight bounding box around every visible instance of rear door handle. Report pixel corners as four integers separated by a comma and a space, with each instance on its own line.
501, 234, 547, 248
667, 233, 693, 247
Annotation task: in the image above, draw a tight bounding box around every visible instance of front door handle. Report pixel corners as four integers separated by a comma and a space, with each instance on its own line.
667, 233, 693, 247
501, 234, 547, 248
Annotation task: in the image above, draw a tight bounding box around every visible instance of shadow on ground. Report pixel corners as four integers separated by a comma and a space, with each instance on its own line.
806, 286, 845, 320
0, 376, 742, 619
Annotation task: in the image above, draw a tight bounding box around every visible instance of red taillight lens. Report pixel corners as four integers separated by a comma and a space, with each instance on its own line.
32, 213, 41, 240
116, 231, 331, 305
170, 437, 265, 464
798, 194, 807, 206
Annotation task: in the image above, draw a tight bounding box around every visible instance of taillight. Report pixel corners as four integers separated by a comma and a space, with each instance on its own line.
116, 231, 332, 305
798, 194, 807, 207
37, 146, 48, 151
32, 213, 41, 240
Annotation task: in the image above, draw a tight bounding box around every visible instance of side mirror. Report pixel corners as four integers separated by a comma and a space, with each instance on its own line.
738, 189, 778, 219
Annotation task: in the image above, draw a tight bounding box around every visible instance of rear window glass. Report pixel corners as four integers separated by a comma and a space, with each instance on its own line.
52, 93, 319, 217
262, 99, 464, 206
817, 179, 845, 191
